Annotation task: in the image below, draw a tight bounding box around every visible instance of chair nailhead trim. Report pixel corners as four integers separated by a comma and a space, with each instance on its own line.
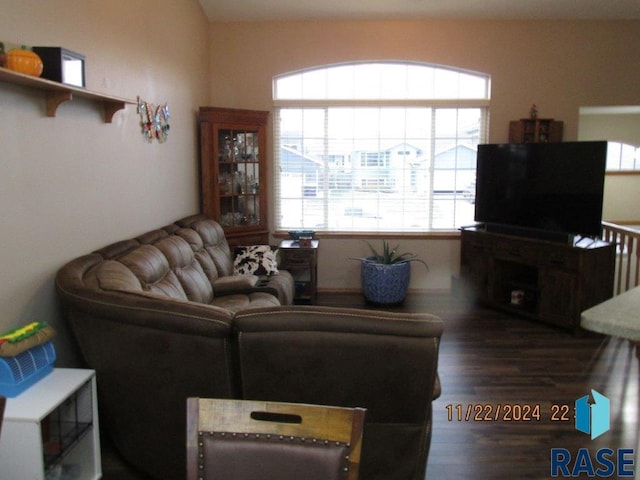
196, 430, 351, 475
197, 431, 350, 446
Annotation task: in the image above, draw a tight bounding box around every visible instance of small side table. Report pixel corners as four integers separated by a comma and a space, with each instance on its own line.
0, 368, 101, 480
279, 239, 319, 304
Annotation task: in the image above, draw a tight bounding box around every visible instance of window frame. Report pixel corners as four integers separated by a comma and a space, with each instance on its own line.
273, 62, 491, 235
606, 141, 640, 174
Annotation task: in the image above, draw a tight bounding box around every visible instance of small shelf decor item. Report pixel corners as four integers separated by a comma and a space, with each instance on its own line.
6, 45, 43, 77
33, 46, 85, 87
509, 106, 563, 143
0, 321, 56, 397
288, 230, 315, 243
350, 240, 428, 305
138, 96, 170, 143
509, 117, 563, 143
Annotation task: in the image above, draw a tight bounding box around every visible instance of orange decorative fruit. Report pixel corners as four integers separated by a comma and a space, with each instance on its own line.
7, 46, 43, 77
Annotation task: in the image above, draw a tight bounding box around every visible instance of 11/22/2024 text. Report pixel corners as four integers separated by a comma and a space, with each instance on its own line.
445, 403, 573, 422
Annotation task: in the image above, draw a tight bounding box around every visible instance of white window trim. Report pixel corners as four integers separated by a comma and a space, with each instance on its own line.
273, 62, 491, 234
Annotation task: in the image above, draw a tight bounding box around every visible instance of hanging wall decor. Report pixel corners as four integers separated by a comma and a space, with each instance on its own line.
137, 96, 170, 143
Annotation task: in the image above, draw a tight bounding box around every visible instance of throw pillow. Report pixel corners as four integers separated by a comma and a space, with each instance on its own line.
234, 245, 279, 276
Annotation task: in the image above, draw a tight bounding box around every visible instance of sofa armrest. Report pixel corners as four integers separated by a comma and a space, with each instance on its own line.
433, 374, 441, 400
214, 272, 294, 305
213, 275, 259, 295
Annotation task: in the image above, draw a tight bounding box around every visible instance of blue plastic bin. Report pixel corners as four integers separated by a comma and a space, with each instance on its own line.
0, 341, 56, 397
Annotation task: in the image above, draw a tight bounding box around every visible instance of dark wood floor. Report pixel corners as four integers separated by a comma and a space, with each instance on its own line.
101, 292, 639, 479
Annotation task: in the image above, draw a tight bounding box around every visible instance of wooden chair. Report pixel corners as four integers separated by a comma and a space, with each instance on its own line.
186, 398, 366, 480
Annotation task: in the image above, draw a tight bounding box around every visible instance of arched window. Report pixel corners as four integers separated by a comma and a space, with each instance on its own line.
607, 141, 640, 171
273, 61, 491, 232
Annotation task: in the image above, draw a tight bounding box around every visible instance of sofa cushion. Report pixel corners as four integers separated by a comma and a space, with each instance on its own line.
179, 217, 234, 277
233, 245, 279, 276
211, 292, 280, 312
92, 260, 144, 292
117, 245, 188, 300
155, 236, 214, 304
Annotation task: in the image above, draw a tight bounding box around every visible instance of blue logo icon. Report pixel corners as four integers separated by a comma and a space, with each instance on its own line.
575, 389, 610, 440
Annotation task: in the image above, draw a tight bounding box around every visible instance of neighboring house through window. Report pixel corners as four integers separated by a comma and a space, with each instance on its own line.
273, 61, 491, 232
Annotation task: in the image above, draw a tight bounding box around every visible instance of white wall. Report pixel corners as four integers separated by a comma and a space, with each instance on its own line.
0, 0, 210, 365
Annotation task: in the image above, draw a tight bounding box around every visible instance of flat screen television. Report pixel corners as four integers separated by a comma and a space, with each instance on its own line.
474, 141, 608, 240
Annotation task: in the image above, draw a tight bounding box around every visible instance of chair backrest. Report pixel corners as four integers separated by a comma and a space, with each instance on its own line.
186, 398, 366, 480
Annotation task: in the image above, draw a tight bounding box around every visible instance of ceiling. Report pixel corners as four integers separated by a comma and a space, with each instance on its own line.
198, 0, 640, 22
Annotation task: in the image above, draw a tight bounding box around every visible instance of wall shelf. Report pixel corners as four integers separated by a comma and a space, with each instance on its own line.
0, 66, 135, 122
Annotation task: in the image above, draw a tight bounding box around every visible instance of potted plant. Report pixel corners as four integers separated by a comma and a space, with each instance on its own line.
350, 240, 428, 305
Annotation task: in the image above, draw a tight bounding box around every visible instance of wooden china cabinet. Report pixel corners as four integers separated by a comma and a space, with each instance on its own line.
198, 107, 269, 247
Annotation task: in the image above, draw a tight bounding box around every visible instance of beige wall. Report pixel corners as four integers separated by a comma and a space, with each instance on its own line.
579, 108, 640, 223
208, 19, 640, 293
0, 0, 209, 365
3, 11, 640, 365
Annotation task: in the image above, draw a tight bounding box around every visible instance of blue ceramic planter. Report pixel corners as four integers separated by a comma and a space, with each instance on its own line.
361, 259, 411, 305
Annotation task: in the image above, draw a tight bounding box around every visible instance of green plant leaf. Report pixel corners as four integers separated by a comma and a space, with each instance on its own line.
351, 239, 428, 269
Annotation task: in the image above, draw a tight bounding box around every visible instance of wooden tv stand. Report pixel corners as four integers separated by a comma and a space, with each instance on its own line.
459, 226, 615, 331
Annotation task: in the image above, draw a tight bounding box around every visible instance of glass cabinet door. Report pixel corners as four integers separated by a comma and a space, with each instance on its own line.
216, 128, 261, 228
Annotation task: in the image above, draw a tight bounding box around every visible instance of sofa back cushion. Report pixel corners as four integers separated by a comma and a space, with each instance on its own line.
174, 227, 221, 285
233, 306, 444, 480
156, 236, 216, 304
177, 216, 234, 277
93, 235, 216, 305
234, 307, 442, 423
118, 244, 190, 300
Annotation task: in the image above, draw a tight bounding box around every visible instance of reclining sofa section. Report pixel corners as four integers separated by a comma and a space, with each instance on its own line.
55, 214, 443, 480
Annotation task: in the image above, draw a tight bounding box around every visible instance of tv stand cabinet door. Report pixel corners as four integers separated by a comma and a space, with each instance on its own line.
538, 268, 578, 328
460, 230, 491, 302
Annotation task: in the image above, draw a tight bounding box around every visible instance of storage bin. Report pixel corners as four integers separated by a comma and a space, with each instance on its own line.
0, 341, 56, 397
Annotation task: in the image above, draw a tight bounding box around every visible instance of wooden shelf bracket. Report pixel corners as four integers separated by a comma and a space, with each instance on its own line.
45, 90, 73, 117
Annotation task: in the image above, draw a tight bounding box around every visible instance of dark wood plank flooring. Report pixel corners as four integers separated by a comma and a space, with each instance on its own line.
101, 292, 639, 479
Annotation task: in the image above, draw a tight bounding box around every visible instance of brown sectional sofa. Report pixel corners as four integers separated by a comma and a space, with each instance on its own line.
55, 214, 443, 480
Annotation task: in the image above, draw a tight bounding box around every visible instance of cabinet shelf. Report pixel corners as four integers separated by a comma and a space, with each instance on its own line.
0, 67, 135, 122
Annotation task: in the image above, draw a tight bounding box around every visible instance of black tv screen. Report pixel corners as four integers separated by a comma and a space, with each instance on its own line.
474, 141, 607, 238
